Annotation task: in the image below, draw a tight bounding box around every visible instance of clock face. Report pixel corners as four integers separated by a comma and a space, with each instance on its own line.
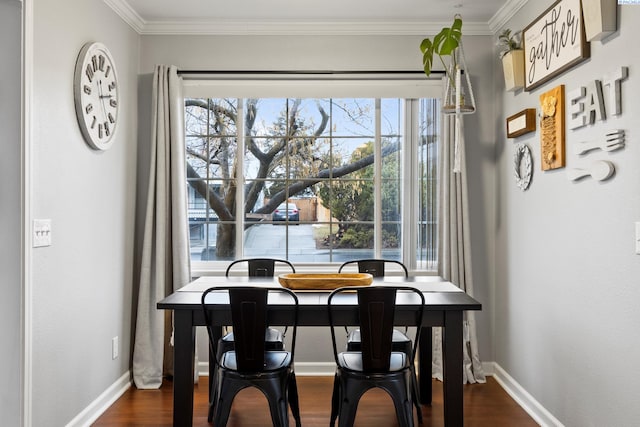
74, 42, 119, 150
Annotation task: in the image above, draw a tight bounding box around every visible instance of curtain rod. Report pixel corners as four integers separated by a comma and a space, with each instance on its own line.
177, 69, 443, 76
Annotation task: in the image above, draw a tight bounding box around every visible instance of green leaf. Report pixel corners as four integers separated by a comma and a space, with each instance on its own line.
437, 18, 462, 55
418, 16, 463, 77
420, 38, 435, 75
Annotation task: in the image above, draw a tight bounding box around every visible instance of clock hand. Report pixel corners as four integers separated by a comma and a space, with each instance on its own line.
97, 80, 108, 121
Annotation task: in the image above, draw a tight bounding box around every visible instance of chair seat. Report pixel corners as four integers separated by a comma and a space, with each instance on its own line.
221, 351, 292, 372
221, 327, 284, 347
346, 328, 412, 354
337, 351, 408, 373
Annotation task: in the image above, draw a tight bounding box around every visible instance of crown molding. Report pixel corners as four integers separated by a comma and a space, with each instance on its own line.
488, 0, 529, 33
103, 0, 145, 34
103, 0, 496, 36
104, 0, 532, 36
139, 19, 493, 36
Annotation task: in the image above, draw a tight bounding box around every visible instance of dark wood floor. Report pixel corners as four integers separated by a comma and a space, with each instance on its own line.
93, 375, 538, 426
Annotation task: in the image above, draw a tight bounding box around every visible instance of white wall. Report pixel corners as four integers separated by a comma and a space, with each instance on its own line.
496, 4, 640, 426
0, 1, 24, 425
29, 0, 139, 425
139, 33, 497, 369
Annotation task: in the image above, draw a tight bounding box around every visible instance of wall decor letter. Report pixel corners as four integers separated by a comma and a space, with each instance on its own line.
584, 80, 605, 124
602, 66, 628, 117
523, 0, 590, 91
568, 86, 587, 130
568, 66, 628, 129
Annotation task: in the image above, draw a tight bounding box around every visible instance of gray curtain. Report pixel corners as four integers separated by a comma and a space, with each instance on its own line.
432, 113, 486, 384
132, 65, 191, 389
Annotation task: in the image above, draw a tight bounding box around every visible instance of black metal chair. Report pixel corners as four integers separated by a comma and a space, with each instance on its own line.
206, 258, 296, 421
338, 259, 426, 412
202, 286, 302, 427
338, 259, 409, 278
338, 259, 411, 354
328, 286, 425, 427
225, 257, 296, 277
222, 258, 296, 352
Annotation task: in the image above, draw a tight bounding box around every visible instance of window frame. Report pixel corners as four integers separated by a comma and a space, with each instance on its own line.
183, 75, 441, 275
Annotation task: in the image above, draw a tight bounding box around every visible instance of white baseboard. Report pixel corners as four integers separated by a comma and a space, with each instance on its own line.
65, 371, 132, 427
491, 363, 564, 427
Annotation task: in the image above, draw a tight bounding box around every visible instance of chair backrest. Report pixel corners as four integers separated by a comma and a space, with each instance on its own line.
328, 286, 424, 372
338, 259, 408, 278
201, 286, 299, 372
225, 258, 296, 277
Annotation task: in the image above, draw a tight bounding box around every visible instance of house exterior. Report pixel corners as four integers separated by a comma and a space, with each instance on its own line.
2, 0, 640, 425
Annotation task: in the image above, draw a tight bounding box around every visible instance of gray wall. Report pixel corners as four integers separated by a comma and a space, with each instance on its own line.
139, 33, 497, 367
0, 1, 23, 426
496, 4, 640, 426
29, 0, 139, 425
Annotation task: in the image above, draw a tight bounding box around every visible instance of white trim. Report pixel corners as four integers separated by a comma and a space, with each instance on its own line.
488, 0, 530, 33
102, 0, 145, 33
492, 363, 564, 427
101, 0, 494, 37
105, 0, 528, 36
182, 76, 443, 99
65, 372, 132, 427
140, 20, 493, 36
22, 0, 33, 425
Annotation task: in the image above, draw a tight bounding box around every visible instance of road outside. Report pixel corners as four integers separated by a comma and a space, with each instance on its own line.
192, 223, 398, 263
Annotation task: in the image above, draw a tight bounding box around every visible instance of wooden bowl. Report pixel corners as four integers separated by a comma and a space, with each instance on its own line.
278, 273, 373, 290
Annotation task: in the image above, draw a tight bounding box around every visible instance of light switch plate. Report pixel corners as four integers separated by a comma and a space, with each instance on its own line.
33, 219, 52, 247
636, 222, 640, 255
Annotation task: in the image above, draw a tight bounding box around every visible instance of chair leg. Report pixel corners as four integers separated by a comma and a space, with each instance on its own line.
208, 349, 217, 422
213, 376, 243, 427
411, 366, 423, 424
259, 377, 289, 427
338, 378, 367, 427
330, 373, 340, 427
288, 373, 302, 427
385, 377, 414, 427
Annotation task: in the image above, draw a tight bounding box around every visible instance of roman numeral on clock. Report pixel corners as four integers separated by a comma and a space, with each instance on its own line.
85, 64, 94, 82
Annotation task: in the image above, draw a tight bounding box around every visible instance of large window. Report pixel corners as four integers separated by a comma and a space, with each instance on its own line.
184, 81, 440, 271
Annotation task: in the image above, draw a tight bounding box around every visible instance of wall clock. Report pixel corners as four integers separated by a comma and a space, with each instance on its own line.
73, 42, 119, 150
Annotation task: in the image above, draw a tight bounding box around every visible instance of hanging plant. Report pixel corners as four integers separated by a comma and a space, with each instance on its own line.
420, 15, 475, 114
419, 16, 463, 85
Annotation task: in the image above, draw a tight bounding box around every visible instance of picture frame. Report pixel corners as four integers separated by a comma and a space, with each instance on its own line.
523, 0, 590, 92
506, 109, 536, 138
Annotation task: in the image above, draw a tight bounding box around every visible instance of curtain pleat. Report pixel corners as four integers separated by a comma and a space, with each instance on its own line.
132, 65, 191, 389
433, 112, 486, 384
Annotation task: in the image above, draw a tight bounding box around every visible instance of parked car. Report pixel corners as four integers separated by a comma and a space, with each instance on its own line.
272, 203, 300, 222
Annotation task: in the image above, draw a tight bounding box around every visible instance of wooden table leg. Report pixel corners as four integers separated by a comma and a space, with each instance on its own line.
418, 326, 432, 404
443, 311, 463, 426
173, 310, 195, 426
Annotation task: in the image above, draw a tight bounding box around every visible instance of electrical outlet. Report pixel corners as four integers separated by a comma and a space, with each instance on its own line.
33, 219, 52, 247
112, 336, 119, 360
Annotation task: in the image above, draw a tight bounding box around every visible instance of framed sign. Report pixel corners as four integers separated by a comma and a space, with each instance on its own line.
506, 108, 536, 138
523, 0, 590, 92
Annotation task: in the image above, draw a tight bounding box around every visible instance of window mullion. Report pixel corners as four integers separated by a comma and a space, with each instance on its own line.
402, 99, 418, 271
374, 99, 382, 258
235, 98, 245, 258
